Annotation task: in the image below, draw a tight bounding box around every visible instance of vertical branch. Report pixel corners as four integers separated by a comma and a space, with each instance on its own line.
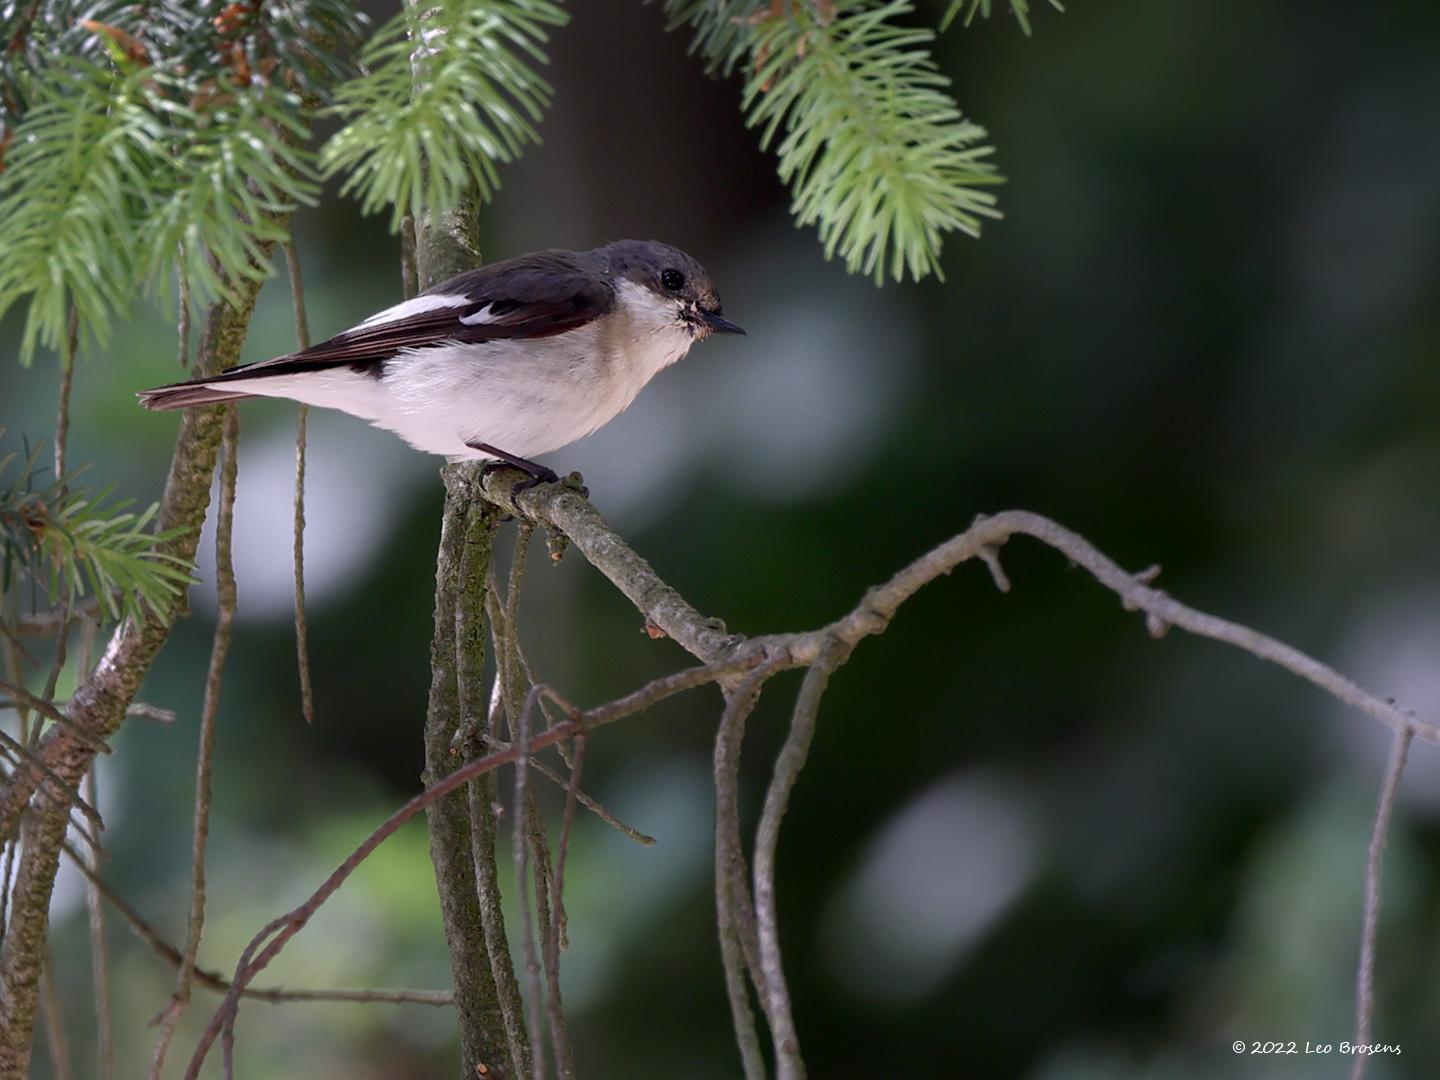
401, 215, 419, 299
546, 734, 584, 1078
459, 501, 532, 1080
149, 406, 240, 1078
1350, 724, 1414, 1080
751, 648, 846, 1080
176, 248, 191, 369
494, 528, 572, 1076
54, 304, 78, 484
425, 466, 524, 1078
82, 765, 112, 1080
511, 689, 544, 1080
713, 664, 781, 1080
37, 956, 69, 1080
78, 615, 112, 1080
283, 241, 315, 724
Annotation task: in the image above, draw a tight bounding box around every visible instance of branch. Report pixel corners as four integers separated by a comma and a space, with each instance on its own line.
180, 477, 1434, 1079
1351, 724, 1414, 1080
283, 241, 315, 725
482, 475, 1440, 743
59, 842, 452, 1007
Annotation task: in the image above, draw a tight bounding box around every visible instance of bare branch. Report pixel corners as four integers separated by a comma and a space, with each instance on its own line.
511, 687, 545, 1080
37, 955, 69, 1080
150, 406, 239, 1078
482, 476, 1440, 744
551, 733, 584, 959
488, 737, 654, 847
176, 247, 191, 370
422, 472, 517, 1078
1351, 724, 1414, 1080
0, 681, 112, 755
283, 240, 315, 725
53, 304, 77, 485
10, 599, 101, 637
59, 841, 452, 1007
753, 647, 846, 1080
82, 769, 113, 1080
713, 660, 785, 1080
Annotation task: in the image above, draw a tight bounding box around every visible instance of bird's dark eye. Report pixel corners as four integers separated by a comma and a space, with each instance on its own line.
660, 268, 685, 293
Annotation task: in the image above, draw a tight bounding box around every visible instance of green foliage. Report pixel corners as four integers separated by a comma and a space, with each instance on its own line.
320, 0, 568, 231
0, 437, 193, 624
0, 59, 158, 363
719, 1, 1004, 283
941, 0, 1066, 35
0, 1, 363, 365
140, 76, 319, 307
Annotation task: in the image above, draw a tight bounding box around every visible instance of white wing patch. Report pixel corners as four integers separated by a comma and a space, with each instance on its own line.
459, 303, 501, 326
357, 293, 471, 329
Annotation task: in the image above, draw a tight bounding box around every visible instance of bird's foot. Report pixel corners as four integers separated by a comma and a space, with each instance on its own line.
510, 464, 562, 499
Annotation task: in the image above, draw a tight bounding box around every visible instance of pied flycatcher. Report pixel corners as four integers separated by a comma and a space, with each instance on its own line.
139, 239, 744, 485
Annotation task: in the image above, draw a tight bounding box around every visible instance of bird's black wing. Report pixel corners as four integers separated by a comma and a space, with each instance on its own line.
233, 250, 614, 378
144, 251, 614, 405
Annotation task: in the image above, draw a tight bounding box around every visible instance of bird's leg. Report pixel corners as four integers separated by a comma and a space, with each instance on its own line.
468, 440, 561, 496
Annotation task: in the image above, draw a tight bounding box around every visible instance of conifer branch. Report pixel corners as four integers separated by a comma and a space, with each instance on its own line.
321, 0, 567, 229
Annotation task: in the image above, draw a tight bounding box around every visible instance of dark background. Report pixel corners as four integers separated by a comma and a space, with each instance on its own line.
5, 1, 1440, 1076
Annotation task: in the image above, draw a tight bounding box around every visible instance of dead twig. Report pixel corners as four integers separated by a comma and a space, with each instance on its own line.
1350, 723, 1414, 1080
283, 240, 315, 725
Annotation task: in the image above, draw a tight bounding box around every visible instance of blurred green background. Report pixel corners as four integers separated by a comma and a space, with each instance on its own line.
5, 1, 1440, 1076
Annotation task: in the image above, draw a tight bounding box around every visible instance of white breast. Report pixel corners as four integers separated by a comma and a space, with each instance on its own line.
378, 283, 696, 460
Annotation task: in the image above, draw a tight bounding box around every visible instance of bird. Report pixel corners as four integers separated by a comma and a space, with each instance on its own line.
139, 239, 744, 487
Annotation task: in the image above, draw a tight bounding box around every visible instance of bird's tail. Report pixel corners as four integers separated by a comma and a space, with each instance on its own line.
137, 382, 256, 411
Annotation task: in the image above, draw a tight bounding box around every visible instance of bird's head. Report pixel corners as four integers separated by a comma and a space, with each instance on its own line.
603, 239, 745, 341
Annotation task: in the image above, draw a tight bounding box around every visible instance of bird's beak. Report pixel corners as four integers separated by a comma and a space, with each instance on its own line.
700, 310, 745, 336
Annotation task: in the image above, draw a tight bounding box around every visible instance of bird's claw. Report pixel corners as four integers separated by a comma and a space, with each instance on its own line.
510, 466, 562, 499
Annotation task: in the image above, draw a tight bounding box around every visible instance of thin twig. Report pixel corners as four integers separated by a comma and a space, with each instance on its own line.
752, 648, 845, 1080
77, 620, 113, 1080
176, 248, 191, 369
57, 841, 453, 1006
551, 734, 584, 959
150, 406, 239, 1079
482, 733, 655, 846
0, 680, 112, 754
1350, 724, 1414, 1080
38, 589, 74, 732
182, 660, 757, 1078
283, 241, 315, 725
11, 598, 101, 637
83, 772, 114, 1080
54, 303, 78, 485
401, 215, 419, 299
458, 508, 532, 1080
0, 833, 14, 949
123, 702, 177, 725
38, 954, 70, 1080
713, 661, 784, 1080
0, 727, 104, 834
511, 686, 546, 1080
